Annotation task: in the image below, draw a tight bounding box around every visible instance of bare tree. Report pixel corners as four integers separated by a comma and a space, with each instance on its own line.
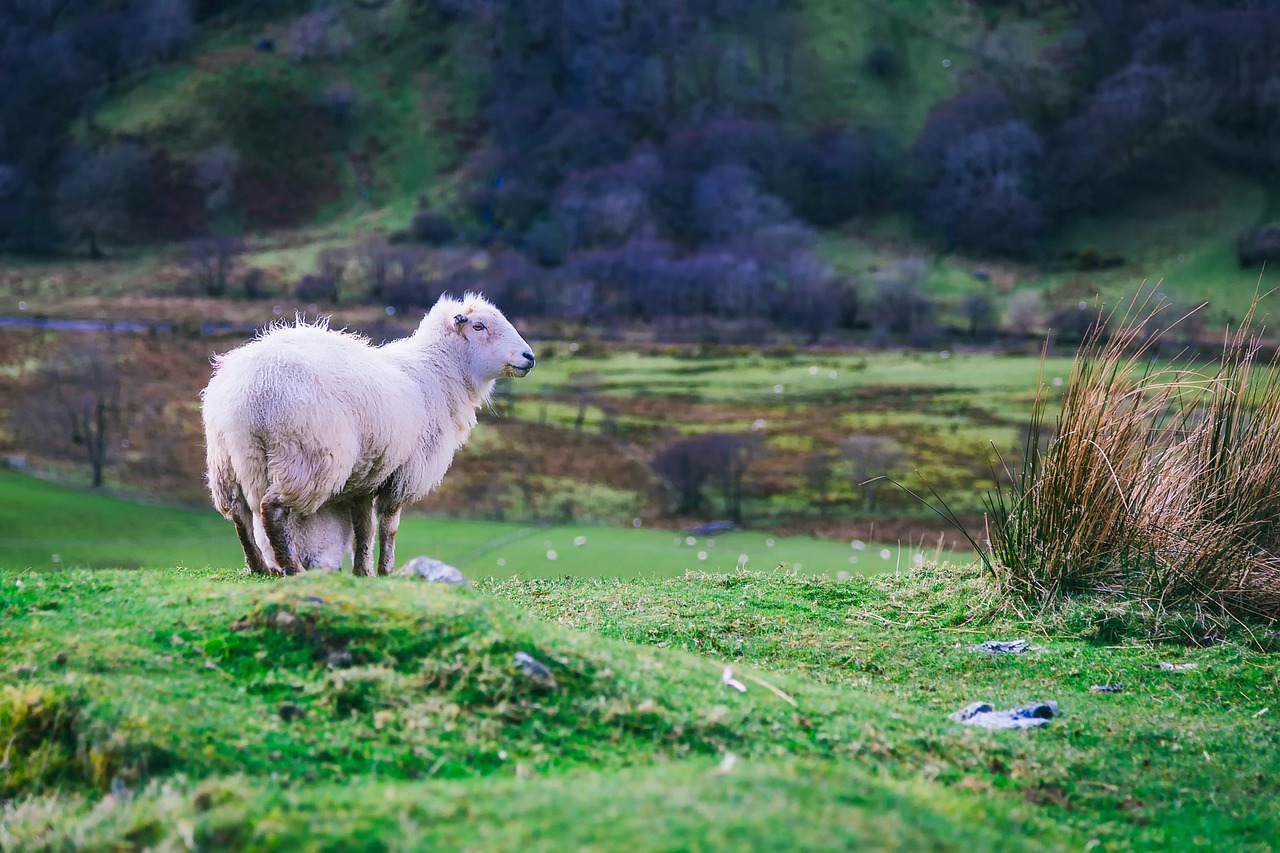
804, 449, 837, 516
1005, 290, 1045, 338
651, 432, 762, 521
193, 143, 239, 216
651, 436, 714, 515
53, 144, 151, 258
840, 435, 906, 512
185, 236, 245, 297
356, 238, 394, 302
568, 370, 601, 433
964, 292, 997, 341
868, 258, 934, 345
12, 340, 132, 487
317, 247, 348, 302
296, 247, 349, 303
717, 432, 762, 523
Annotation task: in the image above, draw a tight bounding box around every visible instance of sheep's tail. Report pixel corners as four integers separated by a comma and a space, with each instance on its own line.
206, 433, 243, 518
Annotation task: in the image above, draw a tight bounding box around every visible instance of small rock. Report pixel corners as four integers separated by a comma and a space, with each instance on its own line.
304, 596, 327, 606
970, 639, 1043, 654
269, 750, 282, 761
273, 610, 296, 627
721, 665, 747, 693
1089, 683, 1124, 693
14, 663, 37, 677
712, 752, 738, 776
1159, 661, 1198, 671
514, 651, 555, 686
278, 702, 305, 722
326, 650, 353, 668
950, 701, 1059, 729
398, 556, 470, 587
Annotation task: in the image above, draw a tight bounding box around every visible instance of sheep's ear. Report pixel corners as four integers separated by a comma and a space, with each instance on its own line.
452, 313, 468, 333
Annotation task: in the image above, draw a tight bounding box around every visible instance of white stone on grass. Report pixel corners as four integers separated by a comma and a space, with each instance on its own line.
398, 556, 469, 586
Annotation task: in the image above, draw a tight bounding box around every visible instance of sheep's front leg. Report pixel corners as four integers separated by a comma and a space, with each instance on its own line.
351, 497, 376, 578
261, 495, 303, 576
375, 503, 402, 577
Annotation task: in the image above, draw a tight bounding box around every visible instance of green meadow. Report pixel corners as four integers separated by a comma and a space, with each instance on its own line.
0, 470, 970, 578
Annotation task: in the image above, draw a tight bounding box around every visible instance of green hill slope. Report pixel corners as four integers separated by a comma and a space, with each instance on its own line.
3, 558, 1278, 849
3, 468, 1278, 850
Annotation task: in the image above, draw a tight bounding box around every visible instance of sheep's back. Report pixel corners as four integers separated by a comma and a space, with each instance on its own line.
202, 325, 422, 512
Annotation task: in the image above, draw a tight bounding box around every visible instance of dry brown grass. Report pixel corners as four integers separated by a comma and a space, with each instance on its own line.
988, 290, 1280, 621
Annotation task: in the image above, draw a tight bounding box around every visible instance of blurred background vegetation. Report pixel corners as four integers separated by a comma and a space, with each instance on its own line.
3, 0, 1280, 552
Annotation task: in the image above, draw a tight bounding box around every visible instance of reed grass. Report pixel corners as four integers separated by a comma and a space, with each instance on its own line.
987, 290, 1280, 621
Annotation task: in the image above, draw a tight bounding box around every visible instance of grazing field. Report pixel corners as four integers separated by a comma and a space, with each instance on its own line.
458, 346, 1079, 530
0, 325, 1071, 542
0, 470, 971, 578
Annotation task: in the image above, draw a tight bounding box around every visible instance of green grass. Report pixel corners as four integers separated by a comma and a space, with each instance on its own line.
2, 559, 1277, 850
1043, 168, 1276, 326
2, 464, 1277, 851
0, 470, 245, 571
522, 348, 1075, 404
0, 470, 968, 577
2, 758, 1068, 852
795, 0, 998, 144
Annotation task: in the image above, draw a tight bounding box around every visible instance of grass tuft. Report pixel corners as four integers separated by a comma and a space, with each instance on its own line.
988, 288, 1280, 623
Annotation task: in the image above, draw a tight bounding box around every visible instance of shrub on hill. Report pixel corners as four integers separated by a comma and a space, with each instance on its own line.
1235, 224, 1280, 269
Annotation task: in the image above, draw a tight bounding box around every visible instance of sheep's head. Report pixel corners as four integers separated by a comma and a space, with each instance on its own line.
428, 293, 535, 382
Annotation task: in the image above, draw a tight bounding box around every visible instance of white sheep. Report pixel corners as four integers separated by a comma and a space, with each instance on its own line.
201, 292, 535, 576
206, 427, 353, 574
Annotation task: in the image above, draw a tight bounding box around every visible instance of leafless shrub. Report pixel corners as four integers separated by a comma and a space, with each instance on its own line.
10, 339, 132, 487
184, 236, 245, 297
355, 238, 395, 302
840, 435, 906, 511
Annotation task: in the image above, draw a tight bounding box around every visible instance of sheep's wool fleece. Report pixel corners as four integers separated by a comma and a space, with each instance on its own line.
202, 299, 495, 515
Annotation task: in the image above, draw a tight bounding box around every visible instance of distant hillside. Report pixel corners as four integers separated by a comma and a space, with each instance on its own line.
3, 0, 1279, 330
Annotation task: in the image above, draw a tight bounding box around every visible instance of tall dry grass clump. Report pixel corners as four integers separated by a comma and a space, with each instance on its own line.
987, 292, 1280, 621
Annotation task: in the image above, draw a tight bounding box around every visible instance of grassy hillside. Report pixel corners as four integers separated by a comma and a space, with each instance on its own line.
2, 559, 1277, 850
7, 0, 1273, 335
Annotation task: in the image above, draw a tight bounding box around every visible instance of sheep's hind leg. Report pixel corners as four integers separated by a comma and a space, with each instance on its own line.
231, 509, 271, 575
351, 497, 376, 578
261, 496, 303, 576
375, 503, 402, 577
222, 485, 270, 574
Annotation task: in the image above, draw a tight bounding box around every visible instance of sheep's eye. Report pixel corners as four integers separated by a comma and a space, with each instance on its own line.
472, 322, 487, 332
